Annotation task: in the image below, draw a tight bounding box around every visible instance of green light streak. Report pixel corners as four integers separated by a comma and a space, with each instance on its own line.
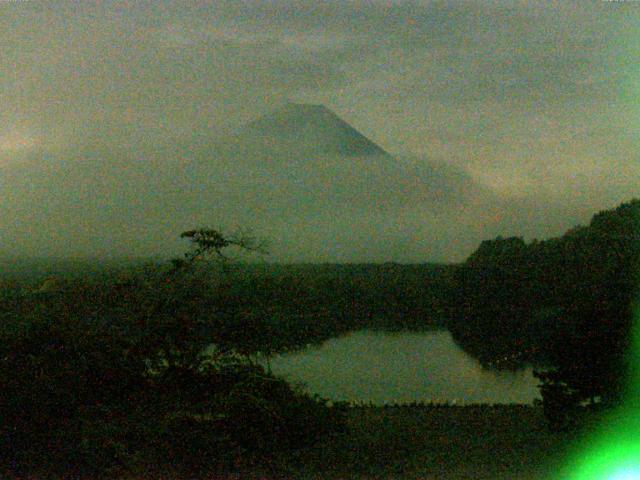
561, 415, 640, 479
558, 303, 640, 479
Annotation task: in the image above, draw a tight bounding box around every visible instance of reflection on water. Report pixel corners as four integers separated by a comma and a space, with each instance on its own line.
264, 330, 541, 405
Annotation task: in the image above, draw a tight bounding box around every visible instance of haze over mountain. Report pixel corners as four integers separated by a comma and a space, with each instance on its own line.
0, 103, 510, 262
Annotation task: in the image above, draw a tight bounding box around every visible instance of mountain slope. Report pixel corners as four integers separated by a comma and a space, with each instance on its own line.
216, 102, 388, 158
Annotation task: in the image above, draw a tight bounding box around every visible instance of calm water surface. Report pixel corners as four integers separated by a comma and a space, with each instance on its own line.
264, 330, 541, 405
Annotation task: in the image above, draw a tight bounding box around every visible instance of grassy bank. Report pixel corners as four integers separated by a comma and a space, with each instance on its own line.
4, 404, 596, 480
269, 404, 575, 480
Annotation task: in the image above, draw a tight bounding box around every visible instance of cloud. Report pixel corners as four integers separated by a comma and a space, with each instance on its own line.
0, 130, 502, 262
0, 1, 637, 261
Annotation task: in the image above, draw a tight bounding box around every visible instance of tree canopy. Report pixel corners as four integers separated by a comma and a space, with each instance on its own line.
447, 199, 640, 428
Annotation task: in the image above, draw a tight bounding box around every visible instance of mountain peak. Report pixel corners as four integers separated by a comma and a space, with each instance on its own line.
238, 103, 388, 157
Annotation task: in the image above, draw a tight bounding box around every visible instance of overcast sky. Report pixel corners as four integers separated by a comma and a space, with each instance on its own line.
0, 1, 638, 262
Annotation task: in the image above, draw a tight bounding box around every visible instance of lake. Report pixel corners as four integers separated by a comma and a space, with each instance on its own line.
263, 330, 541, 405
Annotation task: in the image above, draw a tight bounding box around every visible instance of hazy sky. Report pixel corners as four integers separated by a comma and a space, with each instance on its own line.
0, 1, 638, 262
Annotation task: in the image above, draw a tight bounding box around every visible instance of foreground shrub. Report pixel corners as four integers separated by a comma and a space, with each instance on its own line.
0, 229, 345, 478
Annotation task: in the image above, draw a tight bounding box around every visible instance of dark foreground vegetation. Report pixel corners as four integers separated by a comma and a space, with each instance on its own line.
285, 404, 577, 480
1, 199, 639, 477
0, 231, 347, 478
448, 199, 640, 428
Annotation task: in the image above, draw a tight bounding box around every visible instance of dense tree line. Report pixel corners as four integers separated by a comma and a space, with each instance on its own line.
1, 260, 455, 356
211, 262, 454, 353
448, 199, 640, 427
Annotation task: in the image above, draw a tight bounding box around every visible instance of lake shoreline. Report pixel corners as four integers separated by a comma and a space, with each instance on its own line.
266, 329, 542, 405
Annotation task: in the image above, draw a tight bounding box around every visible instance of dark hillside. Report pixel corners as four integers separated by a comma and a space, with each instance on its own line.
448, 199, 640, 407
